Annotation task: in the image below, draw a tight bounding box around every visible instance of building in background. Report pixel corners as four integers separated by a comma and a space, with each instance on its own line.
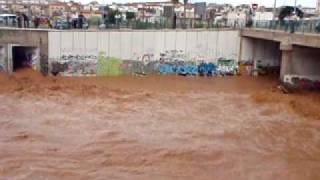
194, 2, 206, 20
48, 1, 82, 16
0, 0, 51, 14
175, 3, 195, 19
48, 1, 67, 16
83, 1, 100, 12
0, 0, 319, 24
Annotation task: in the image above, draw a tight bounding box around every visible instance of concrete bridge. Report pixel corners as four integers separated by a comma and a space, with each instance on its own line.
240, 28, 320, 85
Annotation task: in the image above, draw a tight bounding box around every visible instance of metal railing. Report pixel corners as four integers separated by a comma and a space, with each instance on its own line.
250, 19, 320, 34
1, 17, 320, 34
76, 18, 234, 30
0, 18, 234, 30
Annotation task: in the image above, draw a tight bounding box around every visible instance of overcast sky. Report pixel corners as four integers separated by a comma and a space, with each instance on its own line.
71, 0, 316, 7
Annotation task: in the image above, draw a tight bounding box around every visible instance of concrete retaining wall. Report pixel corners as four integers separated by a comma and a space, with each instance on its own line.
48, 30, 240, 76
49, 30, 240, 62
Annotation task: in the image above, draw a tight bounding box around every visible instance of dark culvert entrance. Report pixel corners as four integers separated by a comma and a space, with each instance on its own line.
12, 46, 38, 71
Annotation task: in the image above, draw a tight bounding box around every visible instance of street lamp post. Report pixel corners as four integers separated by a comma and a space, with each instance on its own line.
184, 0, 187, 28
272, 0, 277, 20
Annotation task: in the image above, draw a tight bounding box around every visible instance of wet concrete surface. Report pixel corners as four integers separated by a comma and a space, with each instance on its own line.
0, 70, 319, 180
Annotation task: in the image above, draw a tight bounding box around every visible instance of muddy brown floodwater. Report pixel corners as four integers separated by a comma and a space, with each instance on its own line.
0, 70, 320, 180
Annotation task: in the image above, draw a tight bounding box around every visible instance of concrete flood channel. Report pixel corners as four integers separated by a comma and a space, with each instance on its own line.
0, 28, 320, 179
0, 69, 320, 179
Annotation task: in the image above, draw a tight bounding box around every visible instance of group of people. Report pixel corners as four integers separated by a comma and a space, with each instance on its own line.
66, 12, 86, 29
101, 13, 121, 28
16, 12, 30, 28
13, 12, 87, 29
15, 12, 51, 29
283, 12, 300, 33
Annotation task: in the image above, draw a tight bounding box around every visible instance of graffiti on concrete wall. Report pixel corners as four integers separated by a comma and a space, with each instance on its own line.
159, 61, 197, 75
160, 50, 187, 62
157, 51, 238, 76
216, 58, 238, 75
132, 53, 156, 64
121, 60, 160, 75
51, 54, 98, 76
160, 50, 215, 63
97, 53, 122, 76
50, 50, 238, 76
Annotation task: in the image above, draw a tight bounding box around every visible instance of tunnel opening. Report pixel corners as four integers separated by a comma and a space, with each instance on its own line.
283, 45, 320, 90
241, 38, 281, 77
255, 40, 281, 77
12, 46, 38, 72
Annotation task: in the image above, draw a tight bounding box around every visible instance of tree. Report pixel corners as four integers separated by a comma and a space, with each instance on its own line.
183, 0, 188, 28
126, 12, 135, 21
89, 16, 100, 26
108, 9, 120, 24
171, 0, 179, 4
278, 6, 303, 20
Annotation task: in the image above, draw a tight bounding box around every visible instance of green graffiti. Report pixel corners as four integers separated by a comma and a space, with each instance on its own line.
97, 52, 123, 76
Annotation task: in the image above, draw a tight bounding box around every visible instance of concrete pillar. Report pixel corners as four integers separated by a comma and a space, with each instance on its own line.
252, 39, 259, 76
238, 36, 243, 63
280, 43, 293, 81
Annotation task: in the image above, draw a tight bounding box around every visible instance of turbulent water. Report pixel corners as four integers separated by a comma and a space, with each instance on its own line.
0, 70, 319, 180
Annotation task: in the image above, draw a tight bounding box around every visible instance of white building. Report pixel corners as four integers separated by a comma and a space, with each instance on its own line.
227, 12, 246, 26
254, 11, 273, 21
0, 0, 49, 4
83, 1, 100, 12
174, 4, 195, 19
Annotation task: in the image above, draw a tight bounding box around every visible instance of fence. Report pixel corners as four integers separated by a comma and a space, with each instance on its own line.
251, 19, 320, 34
1, 17, 320, 34
0, 18, 236, 30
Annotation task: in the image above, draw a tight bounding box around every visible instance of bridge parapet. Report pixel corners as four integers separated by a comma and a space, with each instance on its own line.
241, 28, 320, 49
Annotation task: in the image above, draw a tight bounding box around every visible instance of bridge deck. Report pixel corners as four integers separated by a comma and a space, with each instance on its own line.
241, 28, 320, 48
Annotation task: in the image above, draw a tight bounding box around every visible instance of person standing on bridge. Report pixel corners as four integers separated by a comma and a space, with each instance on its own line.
173, 13, 177, 29
289, 12, 299, 34
72, 13, 78, 29
234, 13, 240, 29
78, 12, 85, 29
33, 14, 40, 29
17, 13, 23, 28
47, 17, 53, 29
22, 13, 29, 28
284, 16, 289, 32
66, 13, 72, 29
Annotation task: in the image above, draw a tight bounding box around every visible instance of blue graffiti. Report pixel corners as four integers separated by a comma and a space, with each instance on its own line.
159, 62, 220, 76
198, 63, 217, 76
176, 65, 198, 76
159, 64, 175, 74
159, 61, 198, 75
